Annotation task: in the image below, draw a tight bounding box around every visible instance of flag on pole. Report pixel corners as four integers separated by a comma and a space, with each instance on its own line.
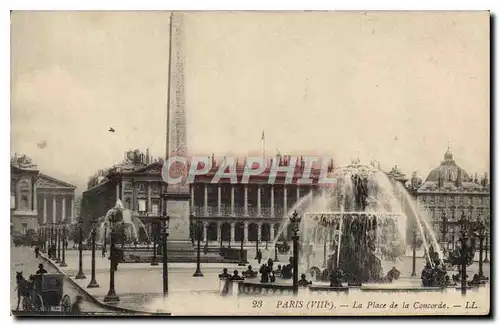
261, 130, 265, 140
261, 130, 265, 158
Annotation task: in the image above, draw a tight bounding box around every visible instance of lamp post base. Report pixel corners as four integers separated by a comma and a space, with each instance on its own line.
192, 269, 204, 277
75, 271, 86, 280
478, 274, 489, 281
87, 279, 100, 288
103, 291, 120, 302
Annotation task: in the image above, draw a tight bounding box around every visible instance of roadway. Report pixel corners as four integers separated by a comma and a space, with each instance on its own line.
10, 243, 110, 315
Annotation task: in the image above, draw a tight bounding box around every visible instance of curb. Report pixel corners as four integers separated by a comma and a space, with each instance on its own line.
40, 254, 167, 315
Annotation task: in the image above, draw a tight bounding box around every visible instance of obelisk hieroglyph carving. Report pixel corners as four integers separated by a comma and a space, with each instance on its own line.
165, 12, 192, 245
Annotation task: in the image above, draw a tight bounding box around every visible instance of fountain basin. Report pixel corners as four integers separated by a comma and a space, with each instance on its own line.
309, 285, 349, 293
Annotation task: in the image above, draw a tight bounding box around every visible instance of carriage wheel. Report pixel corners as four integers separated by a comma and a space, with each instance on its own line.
34, 294, 45, 312
61, 295, 71, 312
21, 297, 30, 311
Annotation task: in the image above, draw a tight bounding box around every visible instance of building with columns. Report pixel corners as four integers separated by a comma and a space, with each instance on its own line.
11, 154, 77, 234
81, 150, 331, 245
408, 148, 490, 252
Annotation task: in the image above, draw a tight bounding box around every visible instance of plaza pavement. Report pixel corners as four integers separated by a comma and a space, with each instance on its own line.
42, 246, 491, 313
41, 247, 287, 312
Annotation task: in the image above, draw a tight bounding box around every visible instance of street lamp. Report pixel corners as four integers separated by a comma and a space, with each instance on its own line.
322, 234, 327, 268
55, 222, 61, 263
75, 218, 86, 280
104, 210, 121, 302
192, 214, 203, 277
411, 226, 417, 277
255, 236, 259, 260
102, 222, 108, 257
290, 210, 301, 295
159, 213, 170, 296
475, 217, 487, 281
87, 216, 100, 288
440, 212, 448, 246
484, 231, 489, 263
59, 220, 67, 267
238, 221, 246, 266
40, 223, 46, 253
457, 212, 475, 296
151, 220, 158, 266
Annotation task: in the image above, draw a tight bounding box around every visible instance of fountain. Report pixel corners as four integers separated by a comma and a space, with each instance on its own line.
271, 160, 445, 286
88, 200, 151, 246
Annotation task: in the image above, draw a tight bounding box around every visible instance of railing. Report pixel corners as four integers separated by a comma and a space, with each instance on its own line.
192, 205, 286, 218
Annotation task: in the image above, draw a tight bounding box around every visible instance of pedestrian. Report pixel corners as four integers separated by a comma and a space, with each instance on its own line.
71, 295, 83, 314
36, 263, 47, 275
34, 246, 40, 258
256, 249, 262, 264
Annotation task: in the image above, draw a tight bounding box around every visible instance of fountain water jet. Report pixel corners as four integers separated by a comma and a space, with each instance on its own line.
272, 161, 444, 283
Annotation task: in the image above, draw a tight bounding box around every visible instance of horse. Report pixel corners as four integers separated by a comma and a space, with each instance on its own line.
15, 271, 33, 311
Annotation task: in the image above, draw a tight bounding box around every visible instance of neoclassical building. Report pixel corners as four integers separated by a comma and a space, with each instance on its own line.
10, 154, 77, 234
408, 148, 490, 251
81, 150, 330, 245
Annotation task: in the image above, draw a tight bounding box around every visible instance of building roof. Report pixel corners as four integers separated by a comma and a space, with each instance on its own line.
36, 173, 76, 189
416, 148, 488, 193
425, 147, 470, 182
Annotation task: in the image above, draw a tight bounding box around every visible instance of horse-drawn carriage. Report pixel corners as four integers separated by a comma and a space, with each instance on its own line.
20, 273, 72, 312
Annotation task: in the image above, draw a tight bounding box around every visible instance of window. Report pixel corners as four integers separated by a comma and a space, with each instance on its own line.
138, 199, 146, 213
124, 198, 131, 209
22, 223, 28, 234
21, 195, 29, 209
152, 203, 159, 215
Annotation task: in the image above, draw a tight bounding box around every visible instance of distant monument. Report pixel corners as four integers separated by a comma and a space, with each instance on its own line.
164, 12, 193, 254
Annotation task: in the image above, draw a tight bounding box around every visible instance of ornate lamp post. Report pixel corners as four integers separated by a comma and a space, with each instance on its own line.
104, 210, 120, 302
456, 212, 474, 296
238, 221, 246, 266
75, 218, 86, 280
151, 221, 158, 266
484, 230, 489, 263
48, 224, 53, 257
40, 223, 46, 253
121, 226, 126, 248
476, 217, 487, 280
254, 237, 259, 260
59, 220, 67, 267
103, 222, 108, 257
193, 214, 203, 277
55, 222, 61, 263
322, 235, 327, 268
290, 210, 301, 295
87, 216, 100, 288
159, 213, 170, 296
51, 223, 56, 257
440, 212, 448, 246
411, 226, 417, 277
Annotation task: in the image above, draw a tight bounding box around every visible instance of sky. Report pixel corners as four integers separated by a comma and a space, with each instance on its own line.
10, 11, 490, 193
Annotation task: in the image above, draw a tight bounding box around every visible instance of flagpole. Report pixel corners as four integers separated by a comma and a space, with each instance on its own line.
262, 130, 265, 159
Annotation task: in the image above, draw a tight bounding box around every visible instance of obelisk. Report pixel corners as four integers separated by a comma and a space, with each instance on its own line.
165, 12, 192, 250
